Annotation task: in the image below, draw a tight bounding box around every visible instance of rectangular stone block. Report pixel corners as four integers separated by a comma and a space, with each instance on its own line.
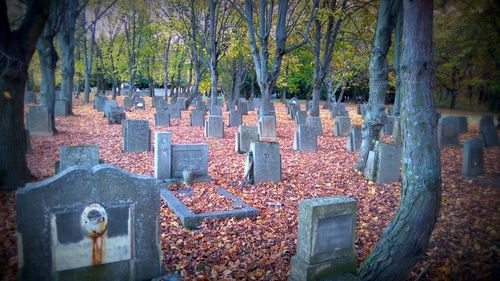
295, 110, 307, 126
123, 120, 151, 153
461, 138, 484, 177
479, 115, 494, 133
383, 116, 395, 135
204, 115, 224, 138
456, 116, 468, 134
363, 150, 377, 181
258, 116, 276, 138
54, 100, 68, 116
293, 125, 317, 152
171, 144, 209, 180
154, 132, 172, 179
306, 117, 323, 136
238, 101, 248, 115
438, 116, 460, 148
228, 110, 242, 127
154, 109, 170, 127
93, 96, 107, 111
58, 145, 99, 173
190, 110, 205, 127
108, 107, 125, 124
334, 116, 351, 137
103, 100, 118, 118
123, 97, 132, 108
27, 106, 53, 136
480, 125, 499, 147
392, 117, 401, 145
169, 103, 181, 119
246, 141, 281, 184
376, 142, 401, 183
236, 125, 259, 154
346, 126, 362, 152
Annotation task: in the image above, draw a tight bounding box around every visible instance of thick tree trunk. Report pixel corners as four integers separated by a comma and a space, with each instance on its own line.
164, 37, 171, 97
392, 0, 403, 116
37, 32, 58, 132
83, 17, 96, 104
359, 1, 440, 280
356, 0, 395, 172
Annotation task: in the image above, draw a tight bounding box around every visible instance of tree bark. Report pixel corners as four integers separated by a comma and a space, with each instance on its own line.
359, 1, 441, 280
356, 0, 396, 172
164, 36, 172, 97
37, 25, 58, 132
392, 0, 403, 116
83, 12, 97, 104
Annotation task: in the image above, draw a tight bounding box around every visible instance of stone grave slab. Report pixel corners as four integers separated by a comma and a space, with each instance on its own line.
228, 109, 242, 127
122, 120, 151, 153
54, 100, 68, 116
258, 116, 276, 139
93, 96, 107, 111
346, 126, 362, 152
438, 116, 460, 148
103, 100, 118, 118
170, 144, 210, 182
190, 110, 205, 127
123, 97, 132, 108
210, 106, 222, 116
392, 117, 402, 145
16, 165, 162, 281
295, 110, 307, 126
205, 115, 224, 138
154, 132, 172, 179
293, 125, 317, 152
334, 116, 351, 137
375, 142, 402, 183
238, 101, 248, 115
290, 196, 357, 281
461, 138, 484, 177
56, 145, 100, 173
479, 115, 494, 132
108, 106, 125, 124
24, 129, 32, 154
306, 117, 323, 136
245, 142, 281, 184
456, 116, 468, 134
236, 125, 259, 154
169, 103, 181, 119
27, 106, 53, 136
155, 108, 170, 127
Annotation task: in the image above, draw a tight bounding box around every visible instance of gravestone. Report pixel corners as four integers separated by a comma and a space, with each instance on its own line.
330, 103, 348, 118
364, 142, 401, 183
456, 116, 468, 134
123, 97, 132, 108
93, 96, 107, 111
480, 125, 500, 147
334, 116, 351, 137
392, 117, 402, 145
177, 98, 187, 110
154, 132, 172, 179
190, 110, 205, 127
228, 109, 242, 127
293, 125, 317, 152
169, 103, 181, 119
107, 106, 125, 124
196, 100, 206, 112
238, 101, 248, 115
295, 110, 307, 126
27, 106, 53, 136
306, 117, 323, 136
171, 144, 209, 181
122, 120, 151, 153
245, 142, 281, 184
154, 108, 170, 127
289, 103, 299, 120
205, 115, 224, 138
16, 165, 162, 281
479, 115, 494, 132
54, 100, 68, 116
24, 91, 36, 104
258, 116, 277, 139
346, 126, 362, 152
103, 100, 118, 118
210, 105, 222, 116
235, 125, 259, 154
290, 196, 357, 281
134, 98, 145, 110
56, 145, 100, 173
438, 116, 460, 147
461, 138, 484, 177
226, 100, 235, 112
383, 116, 395, 135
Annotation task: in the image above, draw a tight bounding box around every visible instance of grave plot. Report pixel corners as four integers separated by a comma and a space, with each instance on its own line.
161, 181, 258, 229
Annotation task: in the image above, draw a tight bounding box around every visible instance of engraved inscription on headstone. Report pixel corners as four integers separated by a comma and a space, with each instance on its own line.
171, 144, 209, 179
313, 214, 353, 255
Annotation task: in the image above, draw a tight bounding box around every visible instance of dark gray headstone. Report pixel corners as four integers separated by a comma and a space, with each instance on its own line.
93, 96, 107, 112
480, 125, 500, 147
27, 106, 53, 136
293, 125, 317, 152
228, 110, 242, 127
238, 101, 248, 115
245, 142, 281, 184
438, 116, 460, 148
376, 142, 402, 183
16, 165, 161, 281
171, 144, 209, 180
290, 196, 357, 281
236, 125, 258, 154
204, 115, 224, 138
306, 117, 323, 136
258, 116, 276, 139
334, 116, 351, 137
392, 117, 401, 145
456, 116, 468, 134
169, 103, 181, 119
154, 108, 170, 127
289, 103, 299, 120
295, 110, 307, 126
54, 100, 68, 117
57, 145, 99, 173
108, 107, 125, 124
190, 110, 205, 127
196, 101, 206, 112
363, 150, 377, 181
154, 132, 172, 179
330, 103, 348, 118
479, 115, 494, 133
346, 126, 362, 152
103, 100, 118, 118
461, 138, 484, 177
123, 97, 132, 108
226, 100, 235, 112
122, 120, 151, 153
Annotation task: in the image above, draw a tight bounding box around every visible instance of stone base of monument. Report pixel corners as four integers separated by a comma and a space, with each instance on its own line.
289, 255, 358, 281
161, 187, 258, 229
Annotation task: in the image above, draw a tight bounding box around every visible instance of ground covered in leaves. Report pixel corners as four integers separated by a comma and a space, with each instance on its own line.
1, 97, 499, 281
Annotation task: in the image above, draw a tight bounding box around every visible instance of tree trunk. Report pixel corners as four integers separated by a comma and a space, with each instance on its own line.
359, 1, 441, 280
392, 0, 403, 116
356, 0, 395, 172
37, 30, 58, 132
83, 16, 96, 104
164, 36, 171, 97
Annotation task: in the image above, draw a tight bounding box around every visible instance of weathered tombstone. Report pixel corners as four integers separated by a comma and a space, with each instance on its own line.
306, 117, 323, 136
290, 196, 358, 281
190, 110, 205, 127
54, 99, 69, 116
24, 91, 36, 104
154, 108, 170, 127
293, 125, 318, 152
122, 120, 151, 153
295, 110, 307, 126
456, 116, 468, 134
346, 126, 362, 152
461, 138, 484, 177
177, 97, 187, 110
228, 109, 242, 127
16, 165, 162, 281
107, 106, 125, 124
245, 141, 281, 184
154, 132, 172, 179
93, 95, 107, 112
210, 105, 222, 116
438, 116, 460, 147
196, 100, 206, 112
27, 106, 53, 136
235, 125, 259, 154
123, 97, 133, 108
289, 103, 299, 120
226, 100, 235, 112
364, 142, 401, 183
24, 129, 32, 154
382, 116, 395, 135
56, 145, 100, 173
392, 117, 402, 145
204, 115, 224, 138
238, 101, 248, 115
134, 98, 145, 110
103, 100, 118, 118
169, 103, 181, 119
480, 125, 500, 147
331, 103, 348, 118
258, 116, 277, 138
171, 144, 209, 181
334, 116, 351, 137
479, 115, 494, 132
